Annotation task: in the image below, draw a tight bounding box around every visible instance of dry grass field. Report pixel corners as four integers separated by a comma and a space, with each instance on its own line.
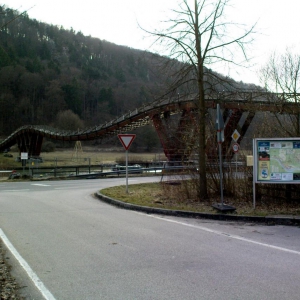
1, 146, 166, 170
41, 148, 166, 165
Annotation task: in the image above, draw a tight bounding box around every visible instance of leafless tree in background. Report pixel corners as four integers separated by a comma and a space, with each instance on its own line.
146, 0, 255, 199
259, 49, 300, 136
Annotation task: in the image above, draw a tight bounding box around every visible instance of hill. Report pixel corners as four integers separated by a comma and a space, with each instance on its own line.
0, 5, 261, 151
0, 6, 169, 134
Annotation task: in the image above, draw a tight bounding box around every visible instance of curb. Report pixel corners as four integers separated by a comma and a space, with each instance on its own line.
95, 192, 300, 226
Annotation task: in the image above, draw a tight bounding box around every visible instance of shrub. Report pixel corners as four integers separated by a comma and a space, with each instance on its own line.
41, 141, 56, 152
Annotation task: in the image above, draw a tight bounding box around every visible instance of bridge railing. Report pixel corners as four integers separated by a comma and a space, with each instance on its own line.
1, 91, 300, 152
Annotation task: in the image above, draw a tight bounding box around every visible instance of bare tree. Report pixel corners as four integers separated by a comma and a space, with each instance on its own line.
146, 0, 255, 199
55, 110, 84, 131
259, 48, 300, 136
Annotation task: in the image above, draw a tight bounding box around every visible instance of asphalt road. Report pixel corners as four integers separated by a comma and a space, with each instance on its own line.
1, 177, 300, 300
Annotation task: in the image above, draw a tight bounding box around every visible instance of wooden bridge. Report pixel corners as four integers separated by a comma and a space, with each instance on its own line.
0, 91, 299, 161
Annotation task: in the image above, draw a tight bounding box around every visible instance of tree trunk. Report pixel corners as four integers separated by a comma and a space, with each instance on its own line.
197, 85, 208, 199
195, 0, 208, 199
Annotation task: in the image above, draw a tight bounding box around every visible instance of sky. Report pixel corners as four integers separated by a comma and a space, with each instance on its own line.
2, 0, 300, 86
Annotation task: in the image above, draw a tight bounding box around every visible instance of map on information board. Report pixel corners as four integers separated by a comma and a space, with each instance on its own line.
255, 139, 300, 183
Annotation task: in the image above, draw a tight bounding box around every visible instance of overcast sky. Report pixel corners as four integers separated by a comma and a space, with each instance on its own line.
2, 0, 300, 86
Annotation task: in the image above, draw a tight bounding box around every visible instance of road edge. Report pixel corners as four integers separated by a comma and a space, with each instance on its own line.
95, 192, 300, 226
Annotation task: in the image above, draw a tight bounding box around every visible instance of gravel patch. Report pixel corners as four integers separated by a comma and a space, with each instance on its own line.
0, 242, 23, 299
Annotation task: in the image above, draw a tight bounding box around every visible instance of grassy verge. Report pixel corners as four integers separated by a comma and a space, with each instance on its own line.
100, 182, 300, 217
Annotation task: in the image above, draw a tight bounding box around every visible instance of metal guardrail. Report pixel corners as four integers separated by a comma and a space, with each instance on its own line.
1, 160, 248, 180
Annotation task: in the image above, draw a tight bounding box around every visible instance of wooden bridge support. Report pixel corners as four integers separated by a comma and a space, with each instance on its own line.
222, 108, 255, 157
17, 134, 29, 153
30, 134, 43, 156
152, 106, 255, 162
222, 108, 244, 155
16, 132, 43, 157
207, 108, 256, 160
151, 109, 197, 162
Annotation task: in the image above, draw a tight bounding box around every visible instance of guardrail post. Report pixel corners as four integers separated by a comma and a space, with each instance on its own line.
54, 158, 57, 177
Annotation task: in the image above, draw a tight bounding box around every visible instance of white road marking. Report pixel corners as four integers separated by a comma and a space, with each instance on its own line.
0, 229, 56, 300
31, 184, 51, 187
143, 214, 300, 256
54, 186, 91, 190
0, 189, 30, 192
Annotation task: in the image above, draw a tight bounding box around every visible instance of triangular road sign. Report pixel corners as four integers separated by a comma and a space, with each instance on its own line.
118, 134, 136, 150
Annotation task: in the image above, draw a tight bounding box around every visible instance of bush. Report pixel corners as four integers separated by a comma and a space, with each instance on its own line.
41, 141, 56, 152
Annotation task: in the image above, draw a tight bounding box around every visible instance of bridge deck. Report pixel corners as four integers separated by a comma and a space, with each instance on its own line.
0, 92, 299, 153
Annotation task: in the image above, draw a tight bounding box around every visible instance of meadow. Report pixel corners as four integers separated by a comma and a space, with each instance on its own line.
0, 146, 166, 170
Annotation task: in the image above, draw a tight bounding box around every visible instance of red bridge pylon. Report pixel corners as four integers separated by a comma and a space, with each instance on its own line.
151, 109, 197, 162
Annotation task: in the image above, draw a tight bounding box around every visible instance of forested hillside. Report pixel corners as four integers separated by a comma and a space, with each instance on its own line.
0, 5, 260, 151
0, 5, 169, 138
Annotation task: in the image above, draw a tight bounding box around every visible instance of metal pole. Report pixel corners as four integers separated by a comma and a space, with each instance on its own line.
126, 150, 128, 193
54, 158, 57, 177
216, 104, 224, 206
235, 154, 238, 179
253, 139, 256, 209
218, 142, 224, 206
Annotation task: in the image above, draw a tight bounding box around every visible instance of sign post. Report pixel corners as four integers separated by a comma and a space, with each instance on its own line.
216, 104, 224, 206
212, 105, 236, 212
232, 142, 240, 178
117, 134, 136, 193
231, 130, 240, 179
21, 152, 28, 174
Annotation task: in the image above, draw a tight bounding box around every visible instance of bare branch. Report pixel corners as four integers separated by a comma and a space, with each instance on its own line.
139, 0, 256, 199
0, 5, 35, 29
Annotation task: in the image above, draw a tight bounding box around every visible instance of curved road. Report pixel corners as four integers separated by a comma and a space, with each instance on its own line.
1, 177, 300, 299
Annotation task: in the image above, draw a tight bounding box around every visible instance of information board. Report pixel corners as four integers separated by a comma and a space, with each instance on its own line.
254, 138, 300, 183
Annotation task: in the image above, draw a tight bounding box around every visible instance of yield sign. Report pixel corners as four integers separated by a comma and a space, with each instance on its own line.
118, 134, 136, 150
